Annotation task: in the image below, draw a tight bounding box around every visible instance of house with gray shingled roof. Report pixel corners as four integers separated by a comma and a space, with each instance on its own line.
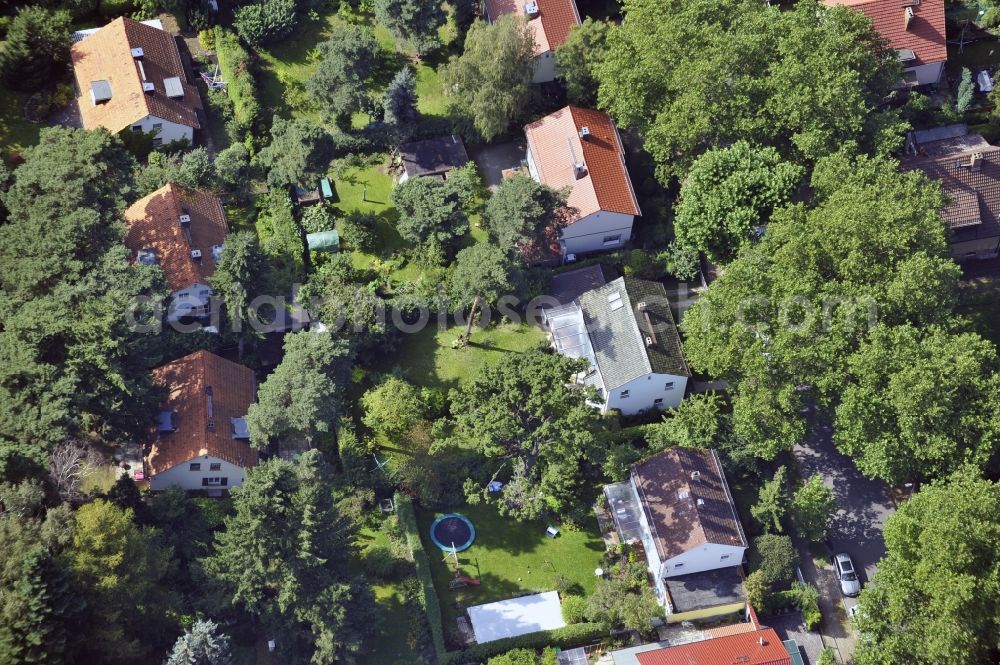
542, 274, 690, 415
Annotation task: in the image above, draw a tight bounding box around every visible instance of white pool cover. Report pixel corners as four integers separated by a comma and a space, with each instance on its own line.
467, 591, 567, 643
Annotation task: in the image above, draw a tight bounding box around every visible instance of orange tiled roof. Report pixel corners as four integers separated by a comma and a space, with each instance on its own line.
524, 106, 640, 222
824, 0, 946, 66
146, 350, 258, 476
71, 16, 201, 133
123, 183, 228, 293
484, 0, 581, 55
635, 628, 791, 665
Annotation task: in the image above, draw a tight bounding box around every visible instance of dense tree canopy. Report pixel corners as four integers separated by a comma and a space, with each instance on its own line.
596, 0, 904, 181
674, 142, 803, 262
854, 472, 1000, 665
233, 0, 298, 46
681, 150, 961, 461
246, 331, 352, 448
0, 6, 72, 92
450, 242, 515, 338
836, 325, 1000, 484
440, 16, 536, 140
452, 351, 602, 519
483, 174, 566, 256
256, 118, 335, 189
204, 452, 377, 664
306, 23, 381, 124
555, 17, 610, 107
383, 66, 417, 126
390, 176, 469, 263
0, 128, 161, 481
373, 0, 446, 54
208, 231, 270, 358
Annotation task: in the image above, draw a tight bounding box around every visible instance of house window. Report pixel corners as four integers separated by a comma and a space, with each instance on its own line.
720, 554, 731, 561
674, 563, 684, 569
189, 463, 201, 471
131, 125, 143, 133
665, 382, 675, 390
202, 477, 228, 487
602, 234, 621, 245
152, 122, 163, 131
210, 463, 221, 471
620, 390, 630, 399
654, 398, 664, 406
152, 138, 162, 147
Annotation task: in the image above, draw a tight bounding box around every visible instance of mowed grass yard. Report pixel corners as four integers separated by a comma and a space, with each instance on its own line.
395, 322, 548, 392
417, 503, 605, 627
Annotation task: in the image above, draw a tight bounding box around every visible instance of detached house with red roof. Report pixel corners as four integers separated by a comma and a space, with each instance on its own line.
525, 106, 640, 258
483, 0, 581, 83
147, 350, 258, 492
124, 183, 229, 322
605, 448, 748, 621
824, 0, 947, 86
71, 16, 202, 145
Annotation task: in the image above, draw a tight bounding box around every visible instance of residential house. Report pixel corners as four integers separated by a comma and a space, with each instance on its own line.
71, 16, 202, 145
123, 183, 229, 321
609, 607, 794, 665
902, 124, 1000, 260
483, 0, 581, 83
525, 106, 640, 257
604, 448, 749, 620
397, 135, 470, 182
543, 273, 690, 415
146, 350, 258, 492
824, 0, 946, 86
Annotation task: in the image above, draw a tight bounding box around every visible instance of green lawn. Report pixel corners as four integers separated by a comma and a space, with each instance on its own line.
0, 85, 40, 160
417, 503, 606, 627
415, 62, 447, 117
396, 321, 548, 392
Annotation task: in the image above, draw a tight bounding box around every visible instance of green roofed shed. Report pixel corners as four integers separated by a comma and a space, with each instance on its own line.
306, 230, 340, 252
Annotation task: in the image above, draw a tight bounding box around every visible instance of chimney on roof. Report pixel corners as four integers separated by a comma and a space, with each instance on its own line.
131, 47, 144, 60
905, 5, 915, 30
523, 1, 539, 18
143, 81, 155, 94
191, 248, 203, 261
579, 126, 591, 140
206, 386, 215, 431
758, 636, 768, 646
691, 470, 701, 481
971, 152, 984, 171
567, 137, 588, 180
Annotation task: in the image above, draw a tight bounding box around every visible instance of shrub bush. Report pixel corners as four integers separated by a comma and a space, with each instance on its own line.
752, 534, 799, 587
395, 493, 448, 660
98, 0, 136, 18
198, 28, 216, 51
982, 6, 1000, 28
337, 210, 378, 252
234, 0, 298, 46
214, 27, 261, 133
362, 543, 403, 579
795, 583, 822, 630
560, 595, 588, 624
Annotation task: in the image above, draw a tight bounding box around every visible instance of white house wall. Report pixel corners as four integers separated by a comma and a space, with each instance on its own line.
662, 543, 747, 579
127, 114, 193, 145
560, 211, 634, 256
532, 51, 557, 83
906, 61, 944, 86
149, 454, 247, 491
167, 282, 212, 321
604, 373, 688, 415
628, 478, 668, 604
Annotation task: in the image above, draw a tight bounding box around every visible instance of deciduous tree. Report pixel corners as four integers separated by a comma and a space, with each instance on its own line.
450, 242, 515, 340
390, 176, 468, 263
751, 466, 789, 534
256, 118, 335, 188
483, 174, 566, 255
306, 23, 380, 125
853, 471, 1000, 665
361, 376, 424, 441
374, 0, 446, 54
440, 16, 535, 140
555, 17, 610, 106
791, 475, 836, 543
674, 142, 803, 262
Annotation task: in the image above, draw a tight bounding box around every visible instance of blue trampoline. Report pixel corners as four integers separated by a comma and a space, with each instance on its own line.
430, 513, 476, 552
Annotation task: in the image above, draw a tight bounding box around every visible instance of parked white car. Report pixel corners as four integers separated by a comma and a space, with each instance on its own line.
834, 553, 862, 597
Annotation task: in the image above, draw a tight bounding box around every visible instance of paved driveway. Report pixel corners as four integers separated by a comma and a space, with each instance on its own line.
768, 612, 825, 665
793, 412, 895, 661
470, 139, 527, 190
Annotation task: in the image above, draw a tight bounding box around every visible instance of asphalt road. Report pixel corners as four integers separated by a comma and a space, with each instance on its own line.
793, 412, 896, 660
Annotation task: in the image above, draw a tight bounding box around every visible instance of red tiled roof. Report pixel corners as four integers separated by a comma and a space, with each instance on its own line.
123, 183, 228, 293
631, 448, 747, 561
71, 16, 201, 133
484, 0, 581, 55
635, 628, 791, 665
146, 350, 258, 476
524, 106, 640, 222
824, 0, 946, 66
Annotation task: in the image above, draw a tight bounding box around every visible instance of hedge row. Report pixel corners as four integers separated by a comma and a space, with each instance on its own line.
214, 27, 260, 132
444, 623, 606, 665
395, 493, 448, 662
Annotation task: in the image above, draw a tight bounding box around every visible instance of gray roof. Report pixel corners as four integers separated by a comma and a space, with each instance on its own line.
578, 276, 689, 389
547, 264, 609, 306
398, 135, 469, 178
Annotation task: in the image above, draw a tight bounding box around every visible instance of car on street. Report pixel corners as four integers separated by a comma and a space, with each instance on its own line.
834, 552, 862, 597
